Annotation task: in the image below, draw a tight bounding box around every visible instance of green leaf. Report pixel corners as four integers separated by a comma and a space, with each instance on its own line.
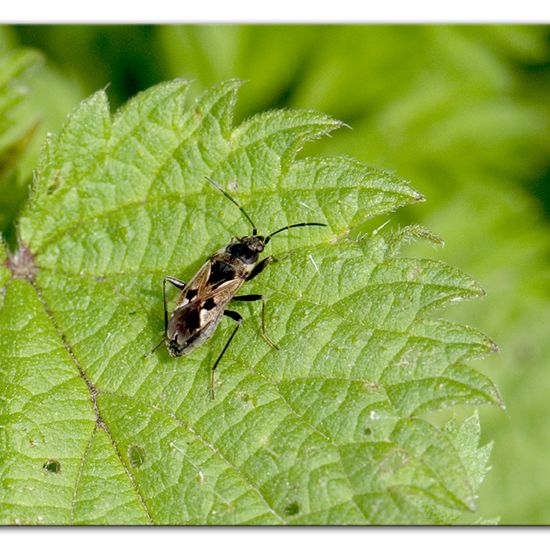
158, 25, 319, 119
0, 48, 42, 153
340, 413, 489, 524
0, 47, 42, 237
0, 33, 84, 247
0, 79, 498, 524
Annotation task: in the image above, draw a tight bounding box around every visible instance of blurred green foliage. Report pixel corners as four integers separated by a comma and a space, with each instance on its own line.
2, 24, 550, 523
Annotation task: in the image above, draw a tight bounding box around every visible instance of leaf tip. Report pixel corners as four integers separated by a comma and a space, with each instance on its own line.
412, 190, 426, 203
488, 340, 500, 354
213, 77, 247, 95
391, 224, 445, 250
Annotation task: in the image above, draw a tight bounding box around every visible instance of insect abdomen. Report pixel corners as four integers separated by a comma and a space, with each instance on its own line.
167, 306, 224, 357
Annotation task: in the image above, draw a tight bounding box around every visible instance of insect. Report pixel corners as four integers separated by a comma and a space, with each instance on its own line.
150, 177, 326, 398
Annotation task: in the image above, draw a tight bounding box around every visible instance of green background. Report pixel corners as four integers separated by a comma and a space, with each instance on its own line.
2, 24, 550, 524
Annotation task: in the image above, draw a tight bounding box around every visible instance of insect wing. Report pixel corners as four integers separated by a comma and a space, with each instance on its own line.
174, 260, 211, 308
167, 259, 244, 355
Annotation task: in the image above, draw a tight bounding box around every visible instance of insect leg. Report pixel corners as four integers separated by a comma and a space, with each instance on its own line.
210, 310, 243, 399
231, 294, 262, 301
232, 294, 279, 350
246, 256, 277, 282
163, 276, 186, 333
145, 276, 187, 357
145, 338, 165, 358
164, 276, 187, 289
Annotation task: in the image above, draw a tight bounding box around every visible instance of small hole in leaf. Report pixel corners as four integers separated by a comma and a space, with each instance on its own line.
46, 175, 62, 195
239, 392, 257, 407
43, 460, 61, 473
128, 445, 145, 468
284, 501, 300, 516
364, 427, 372, 436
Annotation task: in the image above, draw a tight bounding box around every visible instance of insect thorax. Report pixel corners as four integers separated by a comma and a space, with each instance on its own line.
225, 236, 265, 265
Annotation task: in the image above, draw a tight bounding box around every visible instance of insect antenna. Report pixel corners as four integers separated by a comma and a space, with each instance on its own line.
206, 176, 258, 235
264, 222, 327, 245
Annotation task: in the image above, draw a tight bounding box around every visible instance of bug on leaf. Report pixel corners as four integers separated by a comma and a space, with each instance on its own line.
150, 177, 326, 398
